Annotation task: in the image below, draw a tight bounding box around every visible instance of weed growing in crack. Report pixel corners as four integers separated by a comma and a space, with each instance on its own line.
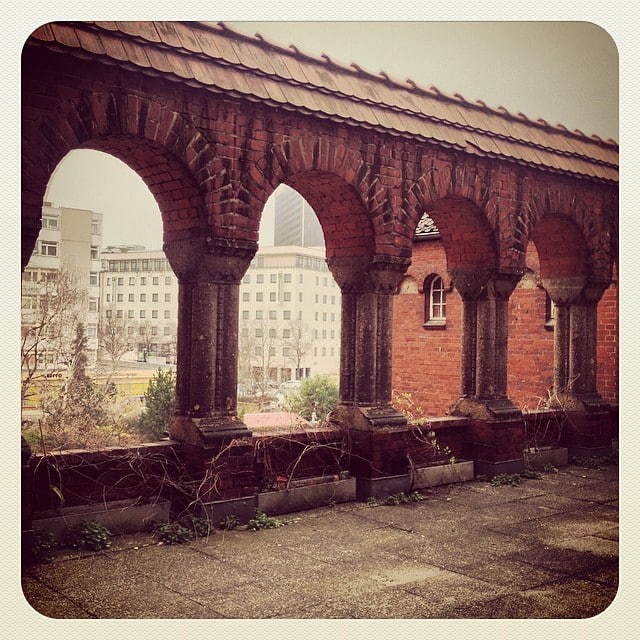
367, 491, 428, 506
490, 473, 522, 487
217, 510, 295, 531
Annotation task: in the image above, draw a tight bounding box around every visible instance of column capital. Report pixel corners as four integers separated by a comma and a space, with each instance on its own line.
164, 236, 257, 284
575, 277, 612, 306
489, 271, 523, 300
542, 276, 588, 306
326, 254, 410, 293
449, 268, 493, 299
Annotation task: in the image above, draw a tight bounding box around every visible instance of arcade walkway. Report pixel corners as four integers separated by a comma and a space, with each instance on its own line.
21, 461, 618, 621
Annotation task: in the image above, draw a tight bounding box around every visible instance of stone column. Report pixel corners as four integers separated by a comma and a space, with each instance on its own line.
568, 278, 611, 408
544, 276, 612, 456
459, 297, 477, 398
449, 269, 521, 419
543, 276, 588, 407
164, 236, 257, 446
490, 274, 522, 401
327, 254, 410, 429
552, 303, 571, 394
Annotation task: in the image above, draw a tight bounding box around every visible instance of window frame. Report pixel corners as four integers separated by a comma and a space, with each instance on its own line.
423, 274, 447, 329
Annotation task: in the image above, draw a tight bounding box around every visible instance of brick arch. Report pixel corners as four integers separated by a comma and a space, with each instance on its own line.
284, 171, 375, 259
254, 136, 403, 259
21, 90, 223, 259
420, 196, 497, 274
530, 214, 589, 280
404, 156, 502, 275
515, 183, 610, 278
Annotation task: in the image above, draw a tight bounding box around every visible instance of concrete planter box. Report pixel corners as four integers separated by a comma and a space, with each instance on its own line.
357, 460, 474, 500
201, 477, 356, 524
524, 446, 568, 469
258, 476, 357, 516
411, 460, 475, 489
202, 495, 258, 527
32, 498, 170, 540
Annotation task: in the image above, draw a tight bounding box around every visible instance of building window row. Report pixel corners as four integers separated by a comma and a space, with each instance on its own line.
106, 309, 171, 319
105, 275, 172, 286
106, 292, 171, 303
104, 258, 170, 273
22, 268, 58, 283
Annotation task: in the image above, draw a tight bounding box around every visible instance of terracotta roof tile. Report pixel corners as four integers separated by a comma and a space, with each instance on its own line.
151, 21, 184, 49
27, 21, 618, 183
97, 31, 129, 63
121, 40, 152, 70
172, 22, 205, 54
115, 21, 162, 44
74, 29, 107, 57
49, 22, 81, 49
192, 27, 225, 60
32, 23, 56, 43
144, 47, 175, 75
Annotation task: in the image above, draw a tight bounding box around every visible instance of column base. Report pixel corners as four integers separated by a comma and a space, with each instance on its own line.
563, 408, 613, 458
549, 392, 610, 413
450, 396, 521, 422
329, 404, 408, 430
170, 414, 253, 447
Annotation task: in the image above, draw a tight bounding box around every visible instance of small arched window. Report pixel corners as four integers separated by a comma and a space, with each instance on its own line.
545, 292, 555, 330
424, 274, 447, 328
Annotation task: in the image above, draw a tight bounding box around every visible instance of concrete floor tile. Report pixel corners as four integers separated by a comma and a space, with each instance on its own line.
21, 462, 618, 620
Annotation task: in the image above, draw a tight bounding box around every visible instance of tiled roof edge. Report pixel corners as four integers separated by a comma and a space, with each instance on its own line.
26, 20, 618, 177
210, 21, 618, 150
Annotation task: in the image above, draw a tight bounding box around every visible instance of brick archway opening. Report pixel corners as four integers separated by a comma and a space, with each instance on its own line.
23, 135, 208, 265
422, 196, 497, 279
75, 138, 207, 244
530, 214, 588, 281
283, 171, 375, 260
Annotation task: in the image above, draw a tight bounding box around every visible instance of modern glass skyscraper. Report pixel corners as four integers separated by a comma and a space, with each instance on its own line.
273, 185, 324, 248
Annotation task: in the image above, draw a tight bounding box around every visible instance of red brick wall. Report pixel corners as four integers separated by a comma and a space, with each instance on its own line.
508, 286, 555, 409
392, 239, 618, 416
392, 241, 461, 416
597, 265, 618, 404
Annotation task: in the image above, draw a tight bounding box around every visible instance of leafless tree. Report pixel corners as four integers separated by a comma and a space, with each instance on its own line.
21, 269, 86, 405
238, 317, 281, 406
283, 318, 314, 379
98, 306, 134, 370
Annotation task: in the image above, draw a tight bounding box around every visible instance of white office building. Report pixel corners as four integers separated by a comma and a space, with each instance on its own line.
239, 245, 341, 385
21, 202, 103, 368
99, 247, 178, 364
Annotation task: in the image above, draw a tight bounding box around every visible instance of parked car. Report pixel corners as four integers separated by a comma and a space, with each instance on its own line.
280, 379, 302, 391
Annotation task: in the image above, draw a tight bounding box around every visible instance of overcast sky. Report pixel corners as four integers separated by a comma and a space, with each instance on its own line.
42, 21, 619, 249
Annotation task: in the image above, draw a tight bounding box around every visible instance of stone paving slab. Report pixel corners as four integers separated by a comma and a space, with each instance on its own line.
20, 462, 621, 622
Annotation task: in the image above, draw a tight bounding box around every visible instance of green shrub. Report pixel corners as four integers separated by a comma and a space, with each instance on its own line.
287, 375, 338, 422
31, 529, 57, 562
137, 368, 176, 440
490, 473, 522, 487
153, 522, 194, 545
219, 515, 242, 530
246, 510, 291, 530
179, 515, 212, 538
62, 520, 112, 551
217, 511, 294, 531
